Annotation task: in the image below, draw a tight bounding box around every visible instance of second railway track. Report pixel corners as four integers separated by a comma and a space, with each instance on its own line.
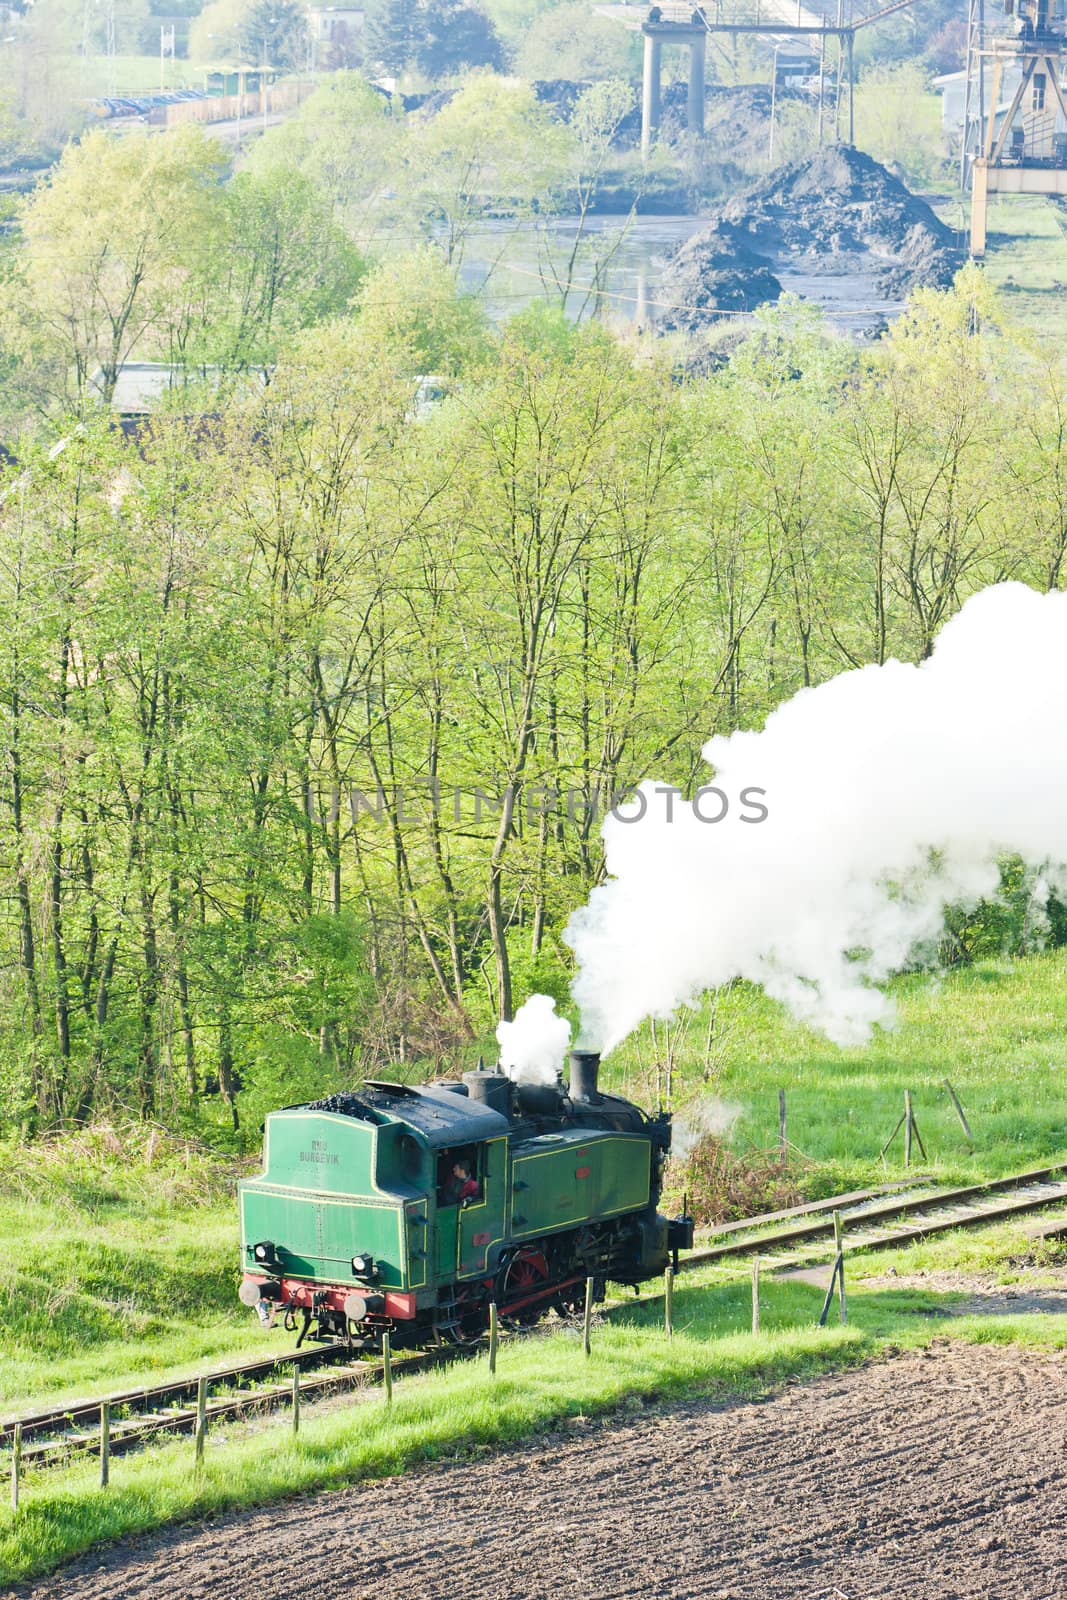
684, 1160, 1067, 1268
6, 1161, 1067, 1474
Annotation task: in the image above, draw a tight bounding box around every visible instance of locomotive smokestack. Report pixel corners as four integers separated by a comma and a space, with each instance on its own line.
569, 1049, 601, 1104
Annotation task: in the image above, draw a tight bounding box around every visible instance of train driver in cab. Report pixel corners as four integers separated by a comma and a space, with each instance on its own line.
440, 1152, 480, 1206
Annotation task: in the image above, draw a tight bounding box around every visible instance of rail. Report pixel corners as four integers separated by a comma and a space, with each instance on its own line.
4, 1161, 1066, 1477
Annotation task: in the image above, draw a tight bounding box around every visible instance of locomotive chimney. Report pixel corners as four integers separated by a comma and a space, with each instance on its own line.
569, 1049, 602, 1104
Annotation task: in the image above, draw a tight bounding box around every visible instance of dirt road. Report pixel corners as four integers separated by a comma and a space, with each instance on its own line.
14, 1342, 1067, 1600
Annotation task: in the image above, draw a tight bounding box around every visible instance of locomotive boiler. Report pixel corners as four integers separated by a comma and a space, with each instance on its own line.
238, 1049, 694, 1346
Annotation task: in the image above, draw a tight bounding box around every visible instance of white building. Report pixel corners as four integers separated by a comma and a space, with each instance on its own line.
307, 6, 364, 68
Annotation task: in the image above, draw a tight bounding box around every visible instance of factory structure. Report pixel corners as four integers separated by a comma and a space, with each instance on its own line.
962, 0, 1067, 254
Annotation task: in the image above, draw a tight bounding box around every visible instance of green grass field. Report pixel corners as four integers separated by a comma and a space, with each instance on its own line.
0, 1132, 269, 1409
1, 1220, 1064, 1586
984, 194, 1067, 343
2, 950, 1066, 1416
602, 950, 1067, 1187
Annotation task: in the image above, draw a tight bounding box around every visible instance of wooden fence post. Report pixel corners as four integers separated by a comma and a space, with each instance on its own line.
291, 1367, 300, 1436
834, 1209, 847, 1325
194, 1375, 207, 1466
382, 1332, 394, 1403
778, 1089, 787, 1160
904, 1089, 913, 1167
10, 1423, 20, 1514
751, 1257, 761, 1335
818, 1211, 847, 1327
488, 1302, 499, 1376
664, 1266, 674, 1339
944, 1079, 974, 1145
100, 1400, 110, 1489
583, 1277, 594, 1357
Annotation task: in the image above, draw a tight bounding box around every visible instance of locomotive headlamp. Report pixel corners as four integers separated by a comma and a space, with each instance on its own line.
253, 1240, 277, 1265
351, 1252, 375, 1278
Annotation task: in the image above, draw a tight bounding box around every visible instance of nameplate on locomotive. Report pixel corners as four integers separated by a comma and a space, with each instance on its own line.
300, 1139, 340, 1167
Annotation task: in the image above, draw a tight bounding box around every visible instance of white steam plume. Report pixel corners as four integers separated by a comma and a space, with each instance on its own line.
564, 582, 1067, 1052
496, 994, 571, 1086
671, 1098, 744, 1162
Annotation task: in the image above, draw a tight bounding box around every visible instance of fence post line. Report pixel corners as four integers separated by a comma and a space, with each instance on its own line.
291, 1367, 300, 1436
382, 1332, 394, 1403
583, 1277, 594, 1357
10, 1423, 20, 1514
194, 1374, 207, 1466
752, 1257, 761, 1335
664, 1266, 674, 1339
100, 1399, 110, 1489
488, 1302, 499, 1376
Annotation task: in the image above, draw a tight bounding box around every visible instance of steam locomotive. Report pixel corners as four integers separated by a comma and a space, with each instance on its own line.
238, 1050, 693, 1346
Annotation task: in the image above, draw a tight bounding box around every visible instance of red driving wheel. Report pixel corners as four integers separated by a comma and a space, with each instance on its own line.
498, 1248, 551, 1325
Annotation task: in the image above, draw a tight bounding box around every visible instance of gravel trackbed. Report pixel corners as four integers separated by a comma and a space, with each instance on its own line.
13, 1342, 1067, 1600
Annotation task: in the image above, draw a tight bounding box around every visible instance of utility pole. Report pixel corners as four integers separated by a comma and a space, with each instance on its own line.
160, 22, 175, 91
261, 17, 277, 133
768, 42, 781, 163
105, 0, 116, 97
961, 0, 986, 189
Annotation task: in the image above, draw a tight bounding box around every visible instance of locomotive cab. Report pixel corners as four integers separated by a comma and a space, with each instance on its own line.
237, 1085, 509, 1344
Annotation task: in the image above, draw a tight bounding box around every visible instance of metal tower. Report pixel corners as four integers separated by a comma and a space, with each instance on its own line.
960, 0, 985, 189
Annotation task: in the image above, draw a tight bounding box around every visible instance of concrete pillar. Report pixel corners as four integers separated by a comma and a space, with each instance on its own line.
641, 32, 662, 159
687, 32, 706, 135
970, 159, 989, 257
635, 270, 652, 330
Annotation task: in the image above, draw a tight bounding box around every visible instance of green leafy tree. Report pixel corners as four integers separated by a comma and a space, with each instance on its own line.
181, 164, 366, 370
416, 0, 503, 78
188, 0, 246, 62
5, 126, 227, 405
410, 74, 570, 262
517, 4, 638, 82
367, 0, 502, 77
354, 247, 492, 374
238, 0, 310, 70
365, 0, 419, 74
246, 74, 402, 235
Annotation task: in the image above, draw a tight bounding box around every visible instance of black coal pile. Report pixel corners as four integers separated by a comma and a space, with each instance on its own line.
532, 80, 592, 122
661, 144, 963, 330
660, 227, 782, 328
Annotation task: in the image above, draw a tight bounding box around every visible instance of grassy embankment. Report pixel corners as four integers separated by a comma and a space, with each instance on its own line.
603, 949, 1067, 1190
0, 1134, 263, 1410
1, 1221, 1065, 1585
3, 950, 1066, 1413
981, 192, 1067, 333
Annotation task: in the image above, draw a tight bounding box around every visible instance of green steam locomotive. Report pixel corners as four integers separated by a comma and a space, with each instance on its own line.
238, 1050, 693, 1345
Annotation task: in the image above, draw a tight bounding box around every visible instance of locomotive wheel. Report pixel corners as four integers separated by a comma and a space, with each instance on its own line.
497, 1248, 551, 1326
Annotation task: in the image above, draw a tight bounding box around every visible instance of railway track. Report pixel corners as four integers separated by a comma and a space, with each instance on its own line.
0, 1341, 458, 1470
6, 1162, 1067, 1474
687, 1160, 1067, 1267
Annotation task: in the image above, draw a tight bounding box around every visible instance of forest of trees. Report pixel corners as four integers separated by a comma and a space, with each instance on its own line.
0, 82, 1064, 1142
2, 236, 1067, 1138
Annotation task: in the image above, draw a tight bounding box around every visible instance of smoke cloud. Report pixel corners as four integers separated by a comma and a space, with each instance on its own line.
670, 1097, 744, 1162
496, 994, 571, 1085
563, 582, 1067, 1052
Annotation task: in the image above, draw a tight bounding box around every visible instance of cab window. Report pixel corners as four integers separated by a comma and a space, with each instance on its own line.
436, 1145, 482, 1206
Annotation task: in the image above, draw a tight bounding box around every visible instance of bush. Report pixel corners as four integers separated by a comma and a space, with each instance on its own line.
668, 1134, 803, 1227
